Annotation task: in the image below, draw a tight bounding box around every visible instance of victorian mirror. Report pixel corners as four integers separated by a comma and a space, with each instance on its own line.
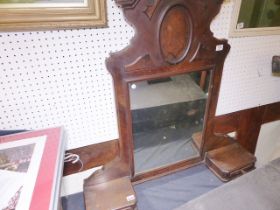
130, 71, 211, 174
103, 0, 230, 181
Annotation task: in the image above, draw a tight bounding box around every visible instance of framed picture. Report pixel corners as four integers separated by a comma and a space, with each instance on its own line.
0, 0, 106, 31
230, 0, 280, 37
0, 127, 65, 210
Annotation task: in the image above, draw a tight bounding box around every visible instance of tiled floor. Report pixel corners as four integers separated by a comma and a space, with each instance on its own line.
61, 164, 222, 210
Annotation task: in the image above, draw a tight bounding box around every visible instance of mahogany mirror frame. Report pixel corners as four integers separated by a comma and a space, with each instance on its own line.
105, 0, 230, 182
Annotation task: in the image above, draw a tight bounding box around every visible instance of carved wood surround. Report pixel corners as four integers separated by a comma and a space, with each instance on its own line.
85, 0, 230, 186
107, 0, 229, 177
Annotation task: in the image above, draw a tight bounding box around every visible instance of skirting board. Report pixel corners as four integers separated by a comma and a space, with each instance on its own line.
63, 139, 118, 176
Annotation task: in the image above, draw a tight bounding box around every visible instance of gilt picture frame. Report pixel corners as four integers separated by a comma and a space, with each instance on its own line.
0, 0, 106, 31
230, 0, 280, 37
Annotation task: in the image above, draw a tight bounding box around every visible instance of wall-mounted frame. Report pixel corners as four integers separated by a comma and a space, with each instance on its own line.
0, 0, 106, 31
230, 0, 280, 37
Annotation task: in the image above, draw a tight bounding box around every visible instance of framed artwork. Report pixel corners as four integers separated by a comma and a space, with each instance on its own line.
230, 0, 280, 37
0, 127, 64, 210
0, 0, 106, 31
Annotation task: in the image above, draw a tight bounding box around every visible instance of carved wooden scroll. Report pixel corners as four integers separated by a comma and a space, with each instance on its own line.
90, 0, 230, 182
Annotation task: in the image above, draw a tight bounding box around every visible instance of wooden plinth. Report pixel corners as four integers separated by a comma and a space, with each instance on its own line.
205, 143, 256, 182
84, 176, 136, 210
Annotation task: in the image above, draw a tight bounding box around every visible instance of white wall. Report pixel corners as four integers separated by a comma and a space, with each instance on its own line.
0, 0, 132, 150
1, 0, 280, 195
212, 2, 280, 115
255, 120, 280, 168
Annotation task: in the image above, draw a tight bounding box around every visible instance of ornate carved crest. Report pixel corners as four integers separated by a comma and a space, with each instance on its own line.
107, 0, 227, 75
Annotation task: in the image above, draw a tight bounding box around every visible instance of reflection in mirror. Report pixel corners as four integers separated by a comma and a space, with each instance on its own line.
129, 71, 211, 174
237, 0, 280, 29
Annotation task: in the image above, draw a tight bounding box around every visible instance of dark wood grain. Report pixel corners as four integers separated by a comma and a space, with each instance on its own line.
63, 140, 119, 176
62, 0, 280, 185
84, 176, 136, 210
64, 102, 280, 177
262, 102, 280, 124
237, 107, 265, 153
213, 112, 240, 134
209, 102, 280, 154
84, 157, 131, 186
132, 157, 202, 184
81, 1, 280, 205
205, 143, 256, 182
105, 0, 229, 179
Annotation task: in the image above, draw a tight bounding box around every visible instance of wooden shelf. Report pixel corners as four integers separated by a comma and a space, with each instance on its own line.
84, 176, 136, 210
205, 143, 256, 182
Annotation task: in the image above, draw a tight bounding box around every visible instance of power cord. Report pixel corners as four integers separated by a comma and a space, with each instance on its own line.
64, 152, 84, 172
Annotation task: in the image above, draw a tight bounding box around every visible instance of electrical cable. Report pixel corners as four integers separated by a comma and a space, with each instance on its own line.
64, 152, 84, 172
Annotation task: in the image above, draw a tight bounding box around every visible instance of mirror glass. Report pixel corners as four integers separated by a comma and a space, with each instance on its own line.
237, 0, 280, 29
129, 71, 211, 174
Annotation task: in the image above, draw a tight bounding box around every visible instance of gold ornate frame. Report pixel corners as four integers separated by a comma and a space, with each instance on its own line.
0, 0, 106, 31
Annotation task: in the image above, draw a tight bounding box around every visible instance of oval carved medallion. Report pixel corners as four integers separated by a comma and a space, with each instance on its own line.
159, 5, 192, 64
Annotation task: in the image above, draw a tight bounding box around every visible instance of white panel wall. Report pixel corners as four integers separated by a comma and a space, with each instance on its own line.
0, 0, 134, 149
212, 1, 280, 115
1, 1, 280, 149
255, 120, 280, 168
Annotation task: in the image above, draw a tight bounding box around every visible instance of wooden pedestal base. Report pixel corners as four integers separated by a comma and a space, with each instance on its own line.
84, 176, 136, 210
205, 143, 256, 182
